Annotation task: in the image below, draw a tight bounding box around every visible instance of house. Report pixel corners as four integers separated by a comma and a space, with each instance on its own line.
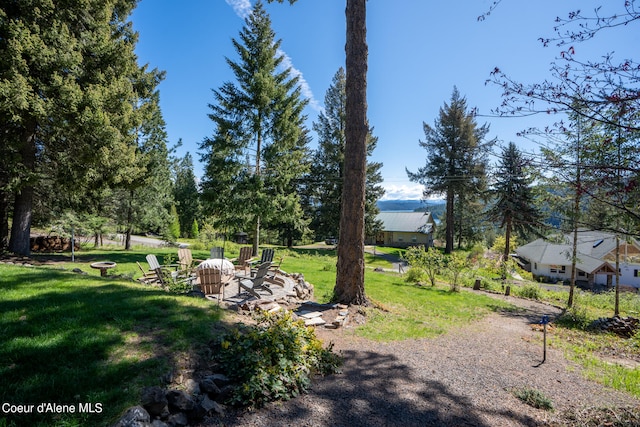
516, 230, 640, 289
368, 212, 436, 248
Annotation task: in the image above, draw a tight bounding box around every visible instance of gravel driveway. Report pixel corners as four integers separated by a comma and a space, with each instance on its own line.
206, 293, 639, 427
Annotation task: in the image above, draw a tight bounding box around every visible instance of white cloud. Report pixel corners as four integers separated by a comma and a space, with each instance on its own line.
225, 0, 252, 19
225, 1, 322, 112
380, 183, 425, 201
277, 49, 322, 112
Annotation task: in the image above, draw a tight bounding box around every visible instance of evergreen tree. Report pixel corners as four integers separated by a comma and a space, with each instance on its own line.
200, 1, 309, 255
487, 142, 542, 266
407, 87, 494, 253
0, 0, 146, 255
173, 152, 201, 238
308, 67, 384, 241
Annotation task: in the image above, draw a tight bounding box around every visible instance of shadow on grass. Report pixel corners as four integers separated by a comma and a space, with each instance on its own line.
221, 349, 540, 427
0, 267, 225, 426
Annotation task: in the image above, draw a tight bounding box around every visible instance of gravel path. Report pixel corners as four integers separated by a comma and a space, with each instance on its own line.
208, 292, 639, 426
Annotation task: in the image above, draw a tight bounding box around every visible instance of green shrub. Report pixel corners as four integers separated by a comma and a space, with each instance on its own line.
216, 311, 342, 408
515, 284, 542, 300
404, 266, 427, 285
557, 303, 591, 330
513, 387, 553, 410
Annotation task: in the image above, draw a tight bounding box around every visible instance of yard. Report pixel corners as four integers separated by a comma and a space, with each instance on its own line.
1, 243, 639, 426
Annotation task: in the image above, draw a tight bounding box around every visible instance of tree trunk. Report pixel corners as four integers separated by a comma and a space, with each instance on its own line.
503, 215, 512, 280
9, 186, 34, 256
334, 0, 368, 305
8, 123, 37, 256
125, 190, 133, 250
444, 190, 455, 254
0, 189, 9, 251
252, 216, 260, 257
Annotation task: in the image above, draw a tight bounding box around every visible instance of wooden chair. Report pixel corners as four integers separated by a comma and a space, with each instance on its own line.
146, 254, 189, 288
230, 246, 253, 276
136, 261, 160, 285
177, 248, 203, 271
196, 267, 225, 303
146, 254, 168, 286
248, 248, 275, 272
239, 262, 273, 299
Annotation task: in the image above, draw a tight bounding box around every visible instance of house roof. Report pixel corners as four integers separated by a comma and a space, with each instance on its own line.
516, 230, 639, 274
376, 212, 434, 233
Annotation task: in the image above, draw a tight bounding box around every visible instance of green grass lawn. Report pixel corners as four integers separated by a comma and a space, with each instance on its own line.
0, 263, 223, 426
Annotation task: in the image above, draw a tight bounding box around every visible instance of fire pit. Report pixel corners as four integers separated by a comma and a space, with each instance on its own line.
90, 261, 117, 277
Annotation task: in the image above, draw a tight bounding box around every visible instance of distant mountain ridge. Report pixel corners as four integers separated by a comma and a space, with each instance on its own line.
377, 199, 444, 212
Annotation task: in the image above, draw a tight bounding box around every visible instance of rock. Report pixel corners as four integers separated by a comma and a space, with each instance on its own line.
166, 390, 195, 413
299, 311, 323, 319
200, 395, 225, 416
205, 373, 230, 387
215, 385, 234, 403
304, 317, 326, 326
166, 412, 189, 427
199, 377, 221, 395
184, 379, 199, 395
140, 387, 167, 417
151, 420, 168, 427
112, 406, 151, 427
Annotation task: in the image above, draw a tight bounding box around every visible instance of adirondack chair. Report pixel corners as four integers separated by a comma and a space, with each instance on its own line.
177, 248, 203, 271
146, 254, 168, 286
238, 262, 273, 299
248, 248, 275, 272
230, 246, 253, 276
136, 261, 160, 285
196, 267, 225, 303
146, 254, 188, 287
210, 246, 225, 260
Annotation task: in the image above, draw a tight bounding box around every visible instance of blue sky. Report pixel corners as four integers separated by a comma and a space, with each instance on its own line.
130, 0, 633, 200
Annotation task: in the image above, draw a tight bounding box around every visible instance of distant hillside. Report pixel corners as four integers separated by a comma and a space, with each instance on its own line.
377, 199, 445, 220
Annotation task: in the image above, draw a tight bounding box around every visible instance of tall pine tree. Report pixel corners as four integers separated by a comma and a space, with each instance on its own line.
173, 152, 201, 238
200, 1, 309, 255
407, 87, 494, 253
0, 0, 146, 254
487, 142, 542, 266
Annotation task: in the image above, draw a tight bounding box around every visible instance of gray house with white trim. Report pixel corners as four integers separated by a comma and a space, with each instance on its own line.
516, 230, 640, 289
368, 212, 436, 248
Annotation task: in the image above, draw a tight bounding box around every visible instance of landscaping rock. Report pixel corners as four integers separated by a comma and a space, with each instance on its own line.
207, 373, 231, 388
166, 412, 189, 427
166, 390, 195, 413
141, 387, 167, 417
199, 377, 221, 395
591, 316, 639, 338
200, 395, 225, 416
112, 405, 151, 427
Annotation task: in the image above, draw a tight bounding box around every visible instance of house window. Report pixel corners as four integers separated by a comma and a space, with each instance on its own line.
560, 266, 566, 273
578, 271, 586, 277
634, 269, 639, 277
550, 265, 557, 273
412, 235, 417, 242
534, 263, 537, 270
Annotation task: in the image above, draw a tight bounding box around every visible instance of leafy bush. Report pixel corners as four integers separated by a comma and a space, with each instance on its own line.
404, 266, 427, 285
513, 387, 553, 410
557, 303, 591, 330
514, 284, 542, 300
216, 311, 342, 407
